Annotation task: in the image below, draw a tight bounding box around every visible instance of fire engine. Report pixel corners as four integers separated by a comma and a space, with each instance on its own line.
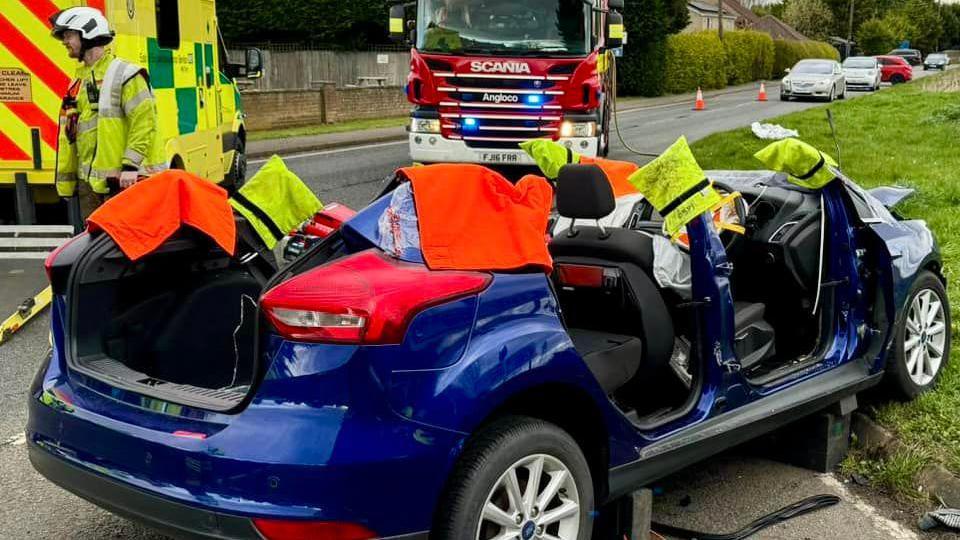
389, 0, 624, 166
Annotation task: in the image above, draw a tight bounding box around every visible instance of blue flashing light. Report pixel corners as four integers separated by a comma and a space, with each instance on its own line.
463, 118, 478, 130
526, 94, 542, 105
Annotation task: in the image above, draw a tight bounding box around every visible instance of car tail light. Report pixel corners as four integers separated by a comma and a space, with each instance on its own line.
44, 232, 87, 282
252, 519, 377, 540
261, 250, 491, 344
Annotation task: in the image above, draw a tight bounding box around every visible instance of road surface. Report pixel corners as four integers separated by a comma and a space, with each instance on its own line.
248, 73, 941, 210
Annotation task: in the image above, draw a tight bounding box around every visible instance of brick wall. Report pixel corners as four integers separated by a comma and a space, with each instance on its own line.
241, 85, 407, 131
323, 85, 408, 123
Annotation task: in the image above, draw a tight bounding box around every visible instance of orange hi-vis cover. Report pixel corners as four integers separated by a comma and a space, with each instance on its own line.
87, 170, 236, 261
579, 156, 639, 198
399, 164, 554, 273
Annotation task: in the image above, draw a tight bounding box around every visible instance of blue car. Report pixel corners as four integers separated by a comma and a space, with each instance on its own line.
28, 164, 948, 540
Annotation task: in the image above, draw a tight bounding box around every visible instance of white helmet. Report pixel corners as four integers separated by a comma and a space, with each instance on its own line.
50, 7, 114, 45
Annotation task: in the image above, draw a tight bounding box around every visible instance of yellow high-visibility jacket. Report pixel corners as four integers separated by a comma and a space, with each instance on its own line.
56, 50, 167, 196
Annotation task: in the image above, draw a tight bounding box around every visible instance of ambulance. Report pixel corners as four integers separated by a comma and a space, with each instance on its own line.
0, 0, 262, 224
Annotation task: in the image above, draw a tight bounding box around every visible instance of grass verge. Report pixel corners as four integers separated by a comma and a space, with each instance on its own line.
248, 116, 408, 142
689, 72, 960, 497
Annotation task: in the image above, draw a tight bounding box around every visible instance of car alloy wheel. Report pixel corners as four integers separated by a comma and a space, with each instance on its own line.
903, 289, 947, 387
476, 454, 581, 540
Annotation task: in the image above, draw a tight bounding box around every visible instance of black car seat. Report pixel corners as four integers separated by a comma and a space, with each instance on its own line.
548, 164, 675, 394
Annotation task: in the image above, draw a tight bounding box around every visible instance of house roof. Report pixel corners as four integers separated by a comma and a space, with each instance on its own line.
752, 14, 808, 40
719, 0, 760, 25
688, 0, 739, 18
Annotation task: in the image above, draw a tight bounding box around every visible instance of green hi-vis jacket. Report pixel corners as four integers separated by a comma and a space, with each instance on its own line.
230, 156, 323, 250
56, 51, 167, 197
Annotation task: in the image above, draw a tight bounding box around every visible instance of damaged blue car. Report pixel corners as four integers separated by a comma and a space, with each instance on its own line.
27, 151, 948, 540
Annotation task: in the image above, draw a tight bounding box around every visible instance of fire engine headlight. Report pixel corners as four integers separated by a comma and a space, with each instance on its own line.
411, 118, 441, 134
559, 121, 596, 138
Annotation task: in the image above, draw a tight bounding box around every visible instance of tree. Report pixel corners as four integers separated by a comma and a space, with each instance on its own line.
891, 0, 942, 52
881, 12, 919, 48
783, 0, 836, 41
856, 18, 897, 54
664, 0, 691, 34
217, 0, 391, 47
943, 5, 960, 50
617, 0, 670, 96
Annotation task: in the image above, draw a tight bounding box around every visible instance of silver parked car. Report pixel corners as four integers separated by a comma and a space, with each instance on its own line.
924, 53, 950, 71
842, 56, 882, 92
781, 59, 846, 102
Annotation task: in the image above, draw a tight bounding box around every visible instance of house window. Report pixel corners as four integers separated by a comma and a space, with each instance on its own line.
156, 0, 180, 49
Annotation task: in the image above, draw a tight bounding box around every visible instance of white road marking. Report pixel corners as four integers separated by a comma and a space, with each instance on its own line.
818, 473, 919, 540
249, 140, 407, 165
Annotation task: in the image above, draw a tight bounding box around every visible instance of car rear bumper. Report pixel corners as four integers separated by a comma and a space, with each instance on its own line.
29, 438, 263, 540
29, 436, 430, 540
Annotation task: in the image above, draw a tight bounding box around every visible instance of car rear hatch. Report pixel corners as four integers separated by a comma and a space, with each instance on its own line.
52, 224, 281, 412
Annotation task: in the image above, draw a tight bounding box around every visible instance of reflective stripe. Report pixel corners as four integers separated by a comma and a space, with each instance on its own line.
99, 59, 126, 117
141, 163, 168, 174
56, 173, 77, 183
77, 118, 98, 135
91, 168, 120, 179
99, 60, 142, 118
124, 148, 144, 166
123, 88, 153, 115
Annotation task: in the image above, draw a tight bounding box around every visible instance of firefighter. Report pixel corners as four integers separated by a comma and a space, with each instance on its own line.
51, 7, 167, 219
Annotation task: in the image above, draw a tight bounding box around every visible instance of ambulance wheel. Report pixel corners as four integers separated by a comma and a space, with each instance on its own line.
433, 416, 594, 540
886, 271, 951, 400
225, 138, 247, 189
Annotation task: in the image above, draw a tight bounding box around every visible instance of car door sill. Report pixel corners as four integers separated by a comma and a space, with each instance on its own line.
606, 360, 881, 500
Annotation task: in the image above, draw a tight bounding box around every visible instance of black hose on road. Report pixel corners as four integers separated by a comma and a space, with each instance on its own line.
650, 493, 841, 540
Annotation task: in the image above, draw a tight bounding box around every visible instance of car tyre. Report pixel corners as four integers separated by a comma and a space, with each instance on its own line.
884, 271, 951, 400
826, 87, 835, 102
780, 93, 789, 101
891, 74, 906, 85
433, 416, 594, 540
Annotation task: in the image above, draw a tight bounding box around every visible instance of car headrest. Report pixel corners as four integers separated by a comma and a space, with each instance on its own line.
556, 164, 615, 220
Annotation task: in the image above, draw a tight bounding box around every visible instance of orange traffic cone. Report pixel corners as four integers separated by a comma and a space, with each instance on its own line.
758, 82, 768, 101
693, 87, 705, 111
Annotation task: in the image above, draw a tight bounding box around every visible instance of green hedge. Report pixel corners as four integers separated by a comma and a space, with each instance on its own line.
722, 31, 775, 85
773, 39, 840, 78
664, 32, 727, 94
623, 31, 837, 96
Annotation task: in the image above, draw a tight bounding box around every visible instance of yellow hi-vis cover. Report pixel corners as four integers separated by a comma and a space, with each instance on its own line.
229, 155, 322, 249
753, 138, 838, 190
627, 136, 722, 238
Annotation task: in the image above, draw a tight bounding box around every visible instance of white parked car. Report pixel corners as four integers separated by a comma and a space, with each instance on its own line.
842, 56, 882, 92
781, 59, 846, 102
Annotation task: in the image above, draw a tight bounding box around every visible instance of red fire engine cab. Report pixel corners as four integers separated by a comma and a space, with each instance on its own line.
389, 0, 624, 165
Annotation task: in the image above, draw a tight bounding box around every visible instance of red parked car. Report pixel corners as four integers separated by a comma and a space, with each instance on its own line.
875, 55, 914, 84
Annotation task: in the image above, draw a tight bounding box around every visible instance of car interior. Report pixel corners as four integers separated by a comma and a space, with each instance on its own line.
68, 217, 276, 396
548, 165, 833, 427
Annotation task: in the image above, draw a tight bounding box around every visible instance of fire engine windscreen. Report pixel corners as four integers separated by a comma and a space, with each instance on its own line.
417, 0, 591, 55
